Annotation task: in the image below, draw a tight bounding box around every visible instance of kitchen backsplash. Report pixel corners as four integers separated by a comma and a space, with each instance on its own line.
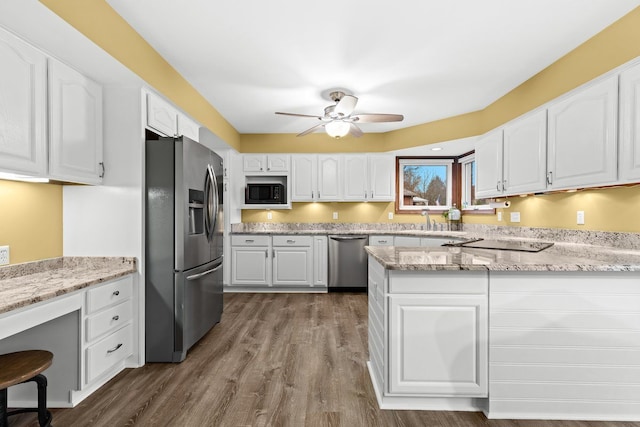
233, 222, 640, 250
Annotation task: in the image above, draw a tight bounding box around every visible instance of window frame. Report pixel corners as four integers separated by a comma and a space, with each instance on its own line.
459, 153, 493, 213
395, 157, 455, 213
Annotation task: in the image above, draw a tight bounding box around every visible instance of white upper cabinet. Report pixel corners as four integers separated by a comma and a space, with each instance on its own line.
343, 155, 368, 200
48, 59, 104, 185
619, 60, 640, 183
368, 155, 395, 201
317, 155, 342, 200
177, 113, 200, 142
343, 154, 395, 201
502, 109, 547, 196
547, 75, 618, 190
0, 28, 47, 176
291, 154, 318, 201
475, 128, 503, 198
243, 154, 289, 173
145, 91, 200, 141
146, 92, 177, 137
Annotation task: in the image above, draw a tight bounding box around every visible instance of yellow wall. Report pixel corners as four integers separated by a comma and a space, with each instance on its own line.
0, 181, 63, 264
39, 0, 240, 151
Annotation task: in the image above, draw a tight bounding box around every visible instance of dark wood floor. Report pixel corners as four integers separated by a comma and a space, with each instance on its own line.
10, 293, 640, 426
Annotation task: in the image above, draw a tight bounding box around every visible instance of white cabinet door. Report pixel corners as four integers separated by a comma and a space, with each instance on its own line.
388, 294, 488, 396
272, 246, 312, 286
547, 75, 618, 190
146, 92, 177, 137
291, 154, 317, 201
266, 154, 289, 172
317, 155, 342, 200
243, 154, 265, 172
177, 113, 199, 142
0, 29, 47, 176
313, 236, 328, 286
394, 236, 421, 246
503, 109, 547, 196
231, 246, 270, 286
48, 59, 103, 185
619, 61, 640, 183
475, 128, 503, 198
343, 155, 368, 200
369, 155, 395, 201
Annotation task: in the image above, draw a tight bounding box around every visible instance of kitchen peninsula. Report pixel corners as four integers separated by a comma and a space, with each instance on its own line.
365, 242, 640, 421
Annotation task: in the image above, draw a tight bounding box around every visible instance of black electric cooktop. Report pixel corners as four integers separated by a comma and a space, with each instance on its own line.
444, 238, 554, 253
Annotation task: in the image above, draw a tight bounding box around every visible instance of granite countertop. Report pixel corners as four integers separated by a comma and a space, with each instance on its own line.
0, 257, 137, 315
365, 244, 640, 272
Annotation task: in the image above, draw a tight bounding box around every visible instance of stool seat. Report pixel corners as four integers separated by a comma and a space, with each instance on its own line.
0, 350, 53, 427
0, 351, 53, 390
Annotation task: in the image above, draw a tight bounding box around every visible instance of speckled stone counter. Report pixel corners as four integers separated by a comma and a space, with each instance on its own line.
231, 222, 466, 238
365, 244, 640, 272
0, 257, 137, 315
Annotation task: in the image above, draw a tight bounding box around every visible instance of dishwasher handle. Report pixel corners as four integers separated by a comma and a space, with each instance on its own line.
329, 236, 368, 241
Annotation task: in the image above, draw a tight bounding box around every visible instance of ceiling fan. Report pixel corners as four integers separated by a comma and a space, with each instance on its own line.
275, 90, 404, 138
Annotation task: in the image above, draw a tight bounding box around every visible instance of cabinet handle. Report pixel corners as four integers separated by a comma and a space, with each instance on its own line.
224, 182, 228, 192
272, 249, 276, 257
260, 167, 264, 171
107, 343, 123, 354
379, 240, 387, 244
245, 239, 254, 243
113, 290, 120, 296
364, 192, 367, 199
318, 191, 321, 198
496, 181, 500, 191
287, 239, 295, 244
267, 167, 270, 171
311, 190, 314, 199
99, 162, 105, 179
502, 179, 507, 190
371, 191, 374, 198
265, 249, 268, 258
112, 315, 120, 321
547, 171, 553, 185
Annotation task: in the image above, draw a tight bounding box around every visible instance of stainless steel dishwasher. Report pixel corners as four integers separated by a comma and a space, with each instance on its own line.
328, 235, 369, 292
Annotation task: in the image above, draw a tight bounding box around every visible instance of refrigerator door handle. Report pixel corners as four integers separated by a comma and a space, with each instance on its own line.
210, 164, 220, 238
186, 263, 223, 281
204, 164, 217, 241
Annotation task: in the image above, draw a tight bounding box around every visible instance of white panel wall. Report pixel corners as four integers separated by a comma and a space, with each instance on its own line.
488, 271, 640, 421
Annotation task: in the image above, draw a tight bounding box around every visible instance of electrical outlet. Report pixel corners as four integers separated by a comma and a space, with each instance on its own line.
577, 210, 585, 225
332, 212, 339, 220
267, 211, 273, 220
510, 212, 521, 223
497, 212, 502, 221
388, 212, 394, 220
0, 246, 9, 266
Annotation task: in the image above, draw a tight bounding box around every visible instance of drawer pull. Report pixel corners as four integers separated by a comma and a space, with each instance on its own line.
113, 290, 120, 296
245, 239, 254, 243
379, 240, 387, 243
112, 315, 120, 321
107, 343, 123, 354
287, 239, 295, 243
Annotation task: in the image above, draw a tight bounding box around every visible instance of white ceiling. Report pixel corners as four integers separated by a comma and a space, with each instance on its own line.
106, 0, 640, 136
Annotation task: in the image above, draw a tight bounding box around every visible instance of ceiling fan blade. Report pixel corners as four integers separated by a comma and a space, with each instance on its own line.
349, 123, 363, 138
276, 112, 323, 120
352, 113, 404, 123
334, 95, 358, 117
297, 123, 325, 137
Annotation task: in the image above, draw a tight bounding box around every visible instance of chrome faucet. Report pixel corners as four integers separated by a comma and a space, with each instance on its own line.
421, 209, 431, 230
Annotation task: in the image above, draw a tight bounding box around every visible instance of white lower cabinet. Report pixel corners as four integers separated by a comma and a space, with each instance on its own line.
272, 236, 313, 286
388, 293, 488, 396
229, 234, 327, 290
83, 276, 134, 386
230, 235, 271, 287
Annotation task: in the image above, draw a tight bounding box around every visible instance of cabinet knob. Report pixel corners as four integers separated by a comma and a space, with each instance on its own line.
112, 315, 120, 321
113, 290, 120, 296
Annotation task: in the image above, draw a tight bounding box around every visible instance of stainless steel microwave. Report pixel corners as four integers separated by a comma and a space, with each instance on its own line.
245, 183, 286, 204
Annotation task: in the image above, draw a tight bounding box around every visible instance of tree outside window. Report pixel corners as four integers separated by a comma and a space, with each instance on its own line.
397, 158, 453, 211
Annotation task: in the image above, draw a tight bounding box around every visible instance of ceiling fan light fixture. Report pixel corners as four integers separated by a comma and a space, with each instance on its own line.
325, 121, 350, 138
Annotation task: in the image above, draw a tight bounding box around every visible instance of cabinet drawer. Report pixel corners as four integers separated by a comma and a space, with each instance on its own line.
388, 270, 488, 294
86, 324, 132, 383
86, 300, 132, 342
231, 235, 270, 246
86, 276, 133, 314
369, 235, 394, 246
272, 235, 312, 246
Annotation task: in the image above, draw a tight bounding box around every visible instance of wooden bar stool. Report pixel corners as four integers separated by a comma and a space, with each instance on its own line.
0, 350, 53, 427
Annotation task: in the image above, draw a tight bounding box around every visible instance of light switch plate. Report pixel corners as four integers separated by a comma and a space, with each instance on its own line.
267, 211, 273, 220
577, 210, 585, 225
0, 246, 9, 266
510, 212, 521, 223
388, 212, 393, 220
497, 212, 502, 221
332, 212, 338, 220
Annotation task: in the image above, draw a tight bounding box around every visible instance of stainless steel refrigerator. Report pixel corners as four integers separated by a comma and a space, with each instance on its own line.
145, 135, 223, 362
